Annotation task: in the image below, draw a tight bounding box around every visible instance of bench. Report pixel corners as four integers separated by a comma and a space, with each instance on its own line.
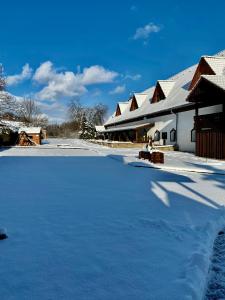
139, 151, 164, 164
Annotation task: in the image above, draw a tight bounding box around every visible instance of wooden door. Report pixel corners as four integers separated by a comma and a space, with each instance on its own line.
196, 130, 225, 159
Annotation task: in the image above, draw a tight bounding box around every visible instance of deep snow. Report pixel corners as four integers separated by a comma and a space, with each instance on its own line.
205, 230, 225, 299
0, 139, 225, 299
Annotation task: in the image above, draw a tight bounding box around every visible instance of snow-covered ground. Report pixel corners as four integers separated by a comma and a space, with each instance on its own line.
0, 139, 225, 299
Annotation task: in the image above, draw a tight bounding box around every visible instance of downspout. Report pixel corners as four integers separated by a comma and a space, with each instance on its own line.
171, 109, 178, 149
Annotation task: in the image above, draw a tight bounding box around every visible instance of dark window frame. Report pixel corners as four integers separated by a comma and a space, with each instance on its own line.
162, 132, 167, 140
154, 130, 160, 142
170, 128, 176, 142
191, 128, 196, 142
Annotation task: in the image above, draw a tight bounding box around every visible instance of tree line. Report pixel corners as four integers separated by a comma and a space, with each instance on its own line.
0, 65, 108, 138
0, 65, 48, 127
47, 99, 108, 138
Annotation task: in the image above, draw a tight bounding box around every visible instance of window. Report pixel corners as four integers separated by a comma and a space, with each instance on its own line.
162, 132, 167, 140
154, 130, 160, 142
191, 128, 196, 142
170, 129, 176, 142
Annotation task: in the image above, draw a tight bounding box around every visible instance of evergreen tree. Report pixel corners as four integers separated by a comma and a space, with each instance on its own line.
79, 113, 95, 139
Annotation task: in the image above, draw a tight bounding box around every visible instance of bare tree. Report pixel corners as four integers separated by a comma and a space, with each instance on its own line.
67, 100, 108, 139
92, 103, 108, 125
0, 65, 23, 120
67, 98, 84, 129
19, 98, 48, 127
0, 64, 6, 92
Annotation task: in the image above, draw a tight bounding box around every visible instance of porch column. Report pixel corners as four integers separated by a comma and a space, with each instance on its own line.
135, 130, 138, 143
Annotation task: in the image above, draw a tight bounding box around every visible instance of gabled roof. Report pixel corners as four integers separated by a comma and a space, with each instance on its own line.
104, 49, 225, 127
158, 80, 175, 97
189, 55, 225, 90
105, 64, 196, 126
203, 56, 225, 75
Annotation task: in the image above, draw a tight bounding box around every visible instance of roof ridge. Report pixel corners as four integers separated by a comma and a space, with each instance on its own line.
158, 79, 175, 82
203, 55, 225, 59
134, 92, 148, 95
118, 101, 129, 104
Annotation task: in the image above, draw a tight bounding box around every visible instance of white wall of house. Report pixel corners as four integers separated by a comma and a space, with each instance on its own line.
107, 105, 223, 151
147, 114, 176, 146
177, 110, 195, 152
177, 104, 223, 152
145, 104, 223, 152
199, 104, 223, 115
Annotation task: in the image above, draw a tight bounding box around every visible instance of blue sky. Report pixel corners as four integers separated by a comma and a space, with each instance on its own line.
1, 0, 225, 122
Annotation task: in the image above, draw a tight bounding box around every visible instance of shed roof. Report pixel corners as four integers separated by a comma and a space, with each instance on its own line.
103, 122, 153, 133
18, 127, 42, 134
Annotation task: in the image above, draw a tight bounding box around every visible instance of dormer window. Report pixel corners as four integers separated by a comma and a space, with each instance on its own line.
151, 80, 175, 103
115, 104, 122, 116
115, 101, 130, 117
151, 82, 165, 103
130, 93, 148, 111
130, 96, 138, 111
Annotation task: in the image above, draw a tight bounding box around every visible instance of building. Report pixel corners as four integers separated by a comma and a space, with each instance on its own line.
18, 127, 43, 145
98, 50, 225, 159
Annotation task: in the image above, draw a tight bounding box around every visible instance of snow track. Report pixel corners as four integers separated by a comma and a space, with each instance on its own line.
205, 231, 225, 299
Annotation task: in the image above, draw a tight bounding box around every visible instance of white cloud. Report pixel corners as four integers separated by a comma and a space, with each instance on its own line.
33, 61, 54, 84
81, 65, 118, 85
36, 100, 67, 123
124, 74, 142, 81
33, 61, 118, 101
7, 63, 32, 86
133, 22, 161, 41
109, 85, 126, 95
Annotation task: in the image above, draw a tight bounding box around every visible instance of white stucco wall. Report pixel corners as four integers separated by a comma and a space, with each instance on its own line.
177, 104, 223, 152
199, 104, 223, 115
147, 114, 176, 146
177, 110, 195, 152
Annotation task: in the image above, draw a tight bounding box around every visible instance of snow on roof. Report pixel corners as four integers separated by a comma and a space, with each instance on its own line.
104, 50, 225, 127
202, 75, 225, 91
18, 127, 42, 134
104, 64, 196, 126
133, 93, 148, 107
157, 80, 175, 97
203, 56, 225, 75
0, 120, 24, 132
103, 122, 152, 133
118, 101, 130, 114
95, 126, 105, 132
